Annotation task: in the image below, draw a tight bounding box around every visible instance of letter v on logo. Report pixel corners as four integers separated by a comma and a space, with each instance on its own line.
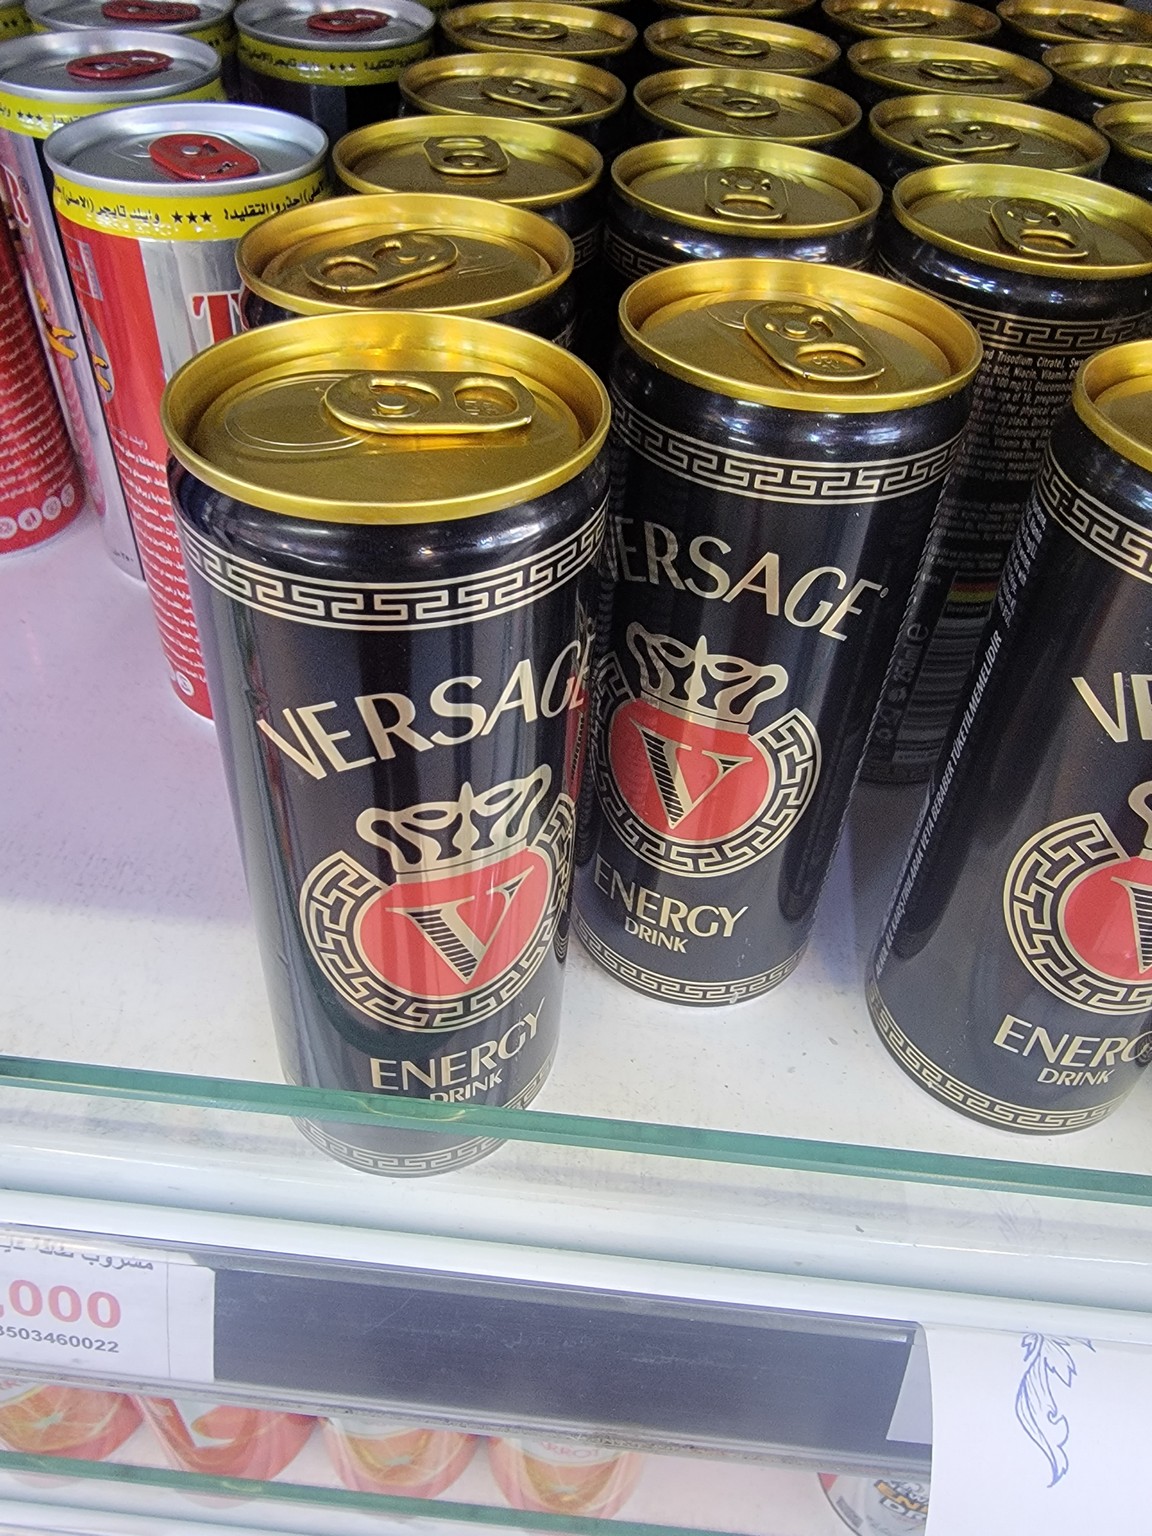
634, 722, 751, 829
399, 872, 530, 982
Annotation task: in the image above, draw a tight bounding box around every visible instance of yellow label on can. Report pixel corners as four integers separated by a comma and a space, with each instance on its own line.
52, 167, 329, 239
0, 77, 223, 137
0, 2, 30, 35
238, 32, 431, 85
188, 17, 236, 53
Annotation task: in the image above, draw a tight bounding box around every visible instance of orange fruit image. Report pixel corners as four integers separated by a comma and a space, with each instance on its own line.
136, 1396, 314, 1478
324, 1419, 477, 1497
0, 1381, 141, 1461
488, 1438, 643, 1517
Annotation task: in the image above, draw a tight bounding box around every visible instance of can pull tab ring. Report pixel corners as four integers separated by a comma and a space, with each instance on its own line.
1111, 63, 1152, 95
912, 120, 1020, 154
303, 232, 459, 294
65, 48, 171, 79
424, 134, 510, 175
705, 167, 789, 221
990, 196, 1089, 260
744, 301, 886, 383
324, 372, 535, 434
480, 76, 581, 113
476, 16, 569, 41
149, 133, 261, 180
101, 0, 202, 19
684, 85, 779, 121
307, 7, 389, 31
692, 29, 768, 57
861, 7, 935, 30
1058, 11, 1129, 39
917, 57, 1003, 82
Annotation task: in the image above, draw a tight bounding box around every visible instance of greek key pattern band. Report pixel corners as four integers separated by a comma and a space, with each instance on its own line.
299, 798, 573, 1032
866, 976, 1118, 1132
180, 500, 605, 632
574, 911, 803, 1002
572, 224, 602, 270
297, 1057, 552, 1175
611, 393, 962, 505
1038, 454, 1152, 588
875, 258, 1149, 354
1004, 812, 1152, 1014
603, 227, 668, 282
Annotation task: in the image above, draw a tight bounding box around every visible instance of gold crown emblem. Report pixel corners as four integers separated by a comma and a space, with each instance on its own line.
356, 768, 551, 875
626, 624, 787, 729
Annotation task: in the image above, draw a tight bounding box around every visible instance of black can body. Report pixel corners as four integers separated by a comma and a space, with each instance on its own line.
866, 211, 1152, 784
869, 411, 1152, 1132
237, 65, 404, 133
238, 284, 578, 345
574, 352, 971, 1004
172, 464, 607, 1173
1101, 148, 1152, 200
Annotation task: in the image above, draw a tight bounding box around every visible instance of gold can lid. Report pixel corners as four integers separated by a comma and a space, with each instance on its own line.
333, 113, 601, 206
848, 35, 1051, 96
871, 90, 1108, 170
1095, 98, 1152, 163
998, 0, 1152, 49
1076, 338, 1152, 477
633, 66, 860, 145
162, 311, 608, 522
612, 134, 880, 235
824, 0, 1000, 42
440, 0, 636, 57
1043, 42, 1152, 104
893, 162, 1152, 275
621, 256, 980, 410
399, 49, 625, 123
654, 0, 820, 25
237, 191, 573, 320
643, 16, 840, 76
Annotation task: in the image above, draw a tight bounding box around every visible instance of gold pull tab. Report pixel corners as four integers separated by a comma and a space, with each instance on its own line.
691, 28, 768, 57
1058, 10, 1129, 39
704, 166, 789, 221
480, 75, 581, 113
744, 301, 886, 383
859, 6, 935, 29
990, 196, 1090, 260
917, 57, 1003, 82
424, 133, 510, 176
683, 84, 779, 120
1111, 62, 1152, 94
302, 232, 458, 295
324, 372, 535, 435
912, 119, 1020, 154
476, 14, 568, 40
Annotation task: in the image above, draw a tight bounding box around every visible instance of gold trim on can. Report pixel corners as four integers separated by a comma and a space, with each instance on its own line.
653, 0, 820, 25
620, 256, 981, 411
440, 0, 636, 61
612, 134, 881, 236
333, 112, 602, 210
870, 90, 1108, 171
823, 0, 1000, 43
892, 161, 1152, 276
643, 15, 840, 77
1043, 42, 1152, 106
633, 65, 860, 145
399, 49, 626, 127
1094, 98, 1152, 163
997, 0, 1152, 52
848, 35, 1051, 96
1075, 338, 1152, 478
237, 191, 574, 318
162, 311, 609, 523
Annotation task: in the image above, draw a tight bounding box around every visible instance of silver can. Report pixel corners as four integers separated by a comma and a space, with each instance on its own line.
0, 29, 222, 577
46, 101, 327, 716
26, 0, 239, 94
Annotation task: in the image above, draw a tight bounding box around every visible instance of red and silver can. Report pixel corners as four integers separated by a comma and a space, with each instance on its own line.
0, 212, 86, 555
25, 0, 240, 97
46, 101, 327, 715
0, 29, 222, 578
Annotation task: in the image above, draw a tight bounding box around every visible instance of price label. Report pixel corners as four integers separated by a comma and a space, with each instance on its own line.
0, 1230, 215, 1383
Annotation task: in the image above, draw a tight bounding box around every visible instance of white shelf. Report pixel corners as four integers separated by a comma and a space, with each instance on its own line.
4, 514, 1152, 1325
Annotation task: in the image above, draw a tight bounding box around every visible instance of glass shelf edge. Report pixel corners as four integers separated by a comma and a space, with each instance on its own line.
3, 1054, 1152, 1209
0, 1450, 746, 1536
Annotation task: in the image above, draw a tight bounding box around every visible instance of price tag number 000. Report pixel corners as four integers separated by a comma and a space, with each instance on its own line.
0, 1280, 122, 1355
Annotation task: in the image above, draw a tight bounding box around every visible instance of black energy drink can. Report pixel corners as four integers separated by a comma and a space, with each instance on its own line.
846, 35, 1050, 107
1095, 100, 1152, 199
438, 1, 638, 79
629, 66, 861, 149
869, 340, 1152, 1133
866, 91, 1107, 185
236, 190, 576, 344
640, 16, 841, 82
163, 312, 609, 1174
574, 259, 979, 1004
235, 0, 435, 137
997, 0, 1152, 63
822, 0, 1001, 48
1042, 41, 1152, 121
865, 164, 1152, 783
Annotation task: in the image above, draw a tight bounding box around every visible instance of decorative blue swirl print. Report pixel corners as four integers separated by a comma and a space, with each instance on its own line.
1015, 1335, 1095, 1487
